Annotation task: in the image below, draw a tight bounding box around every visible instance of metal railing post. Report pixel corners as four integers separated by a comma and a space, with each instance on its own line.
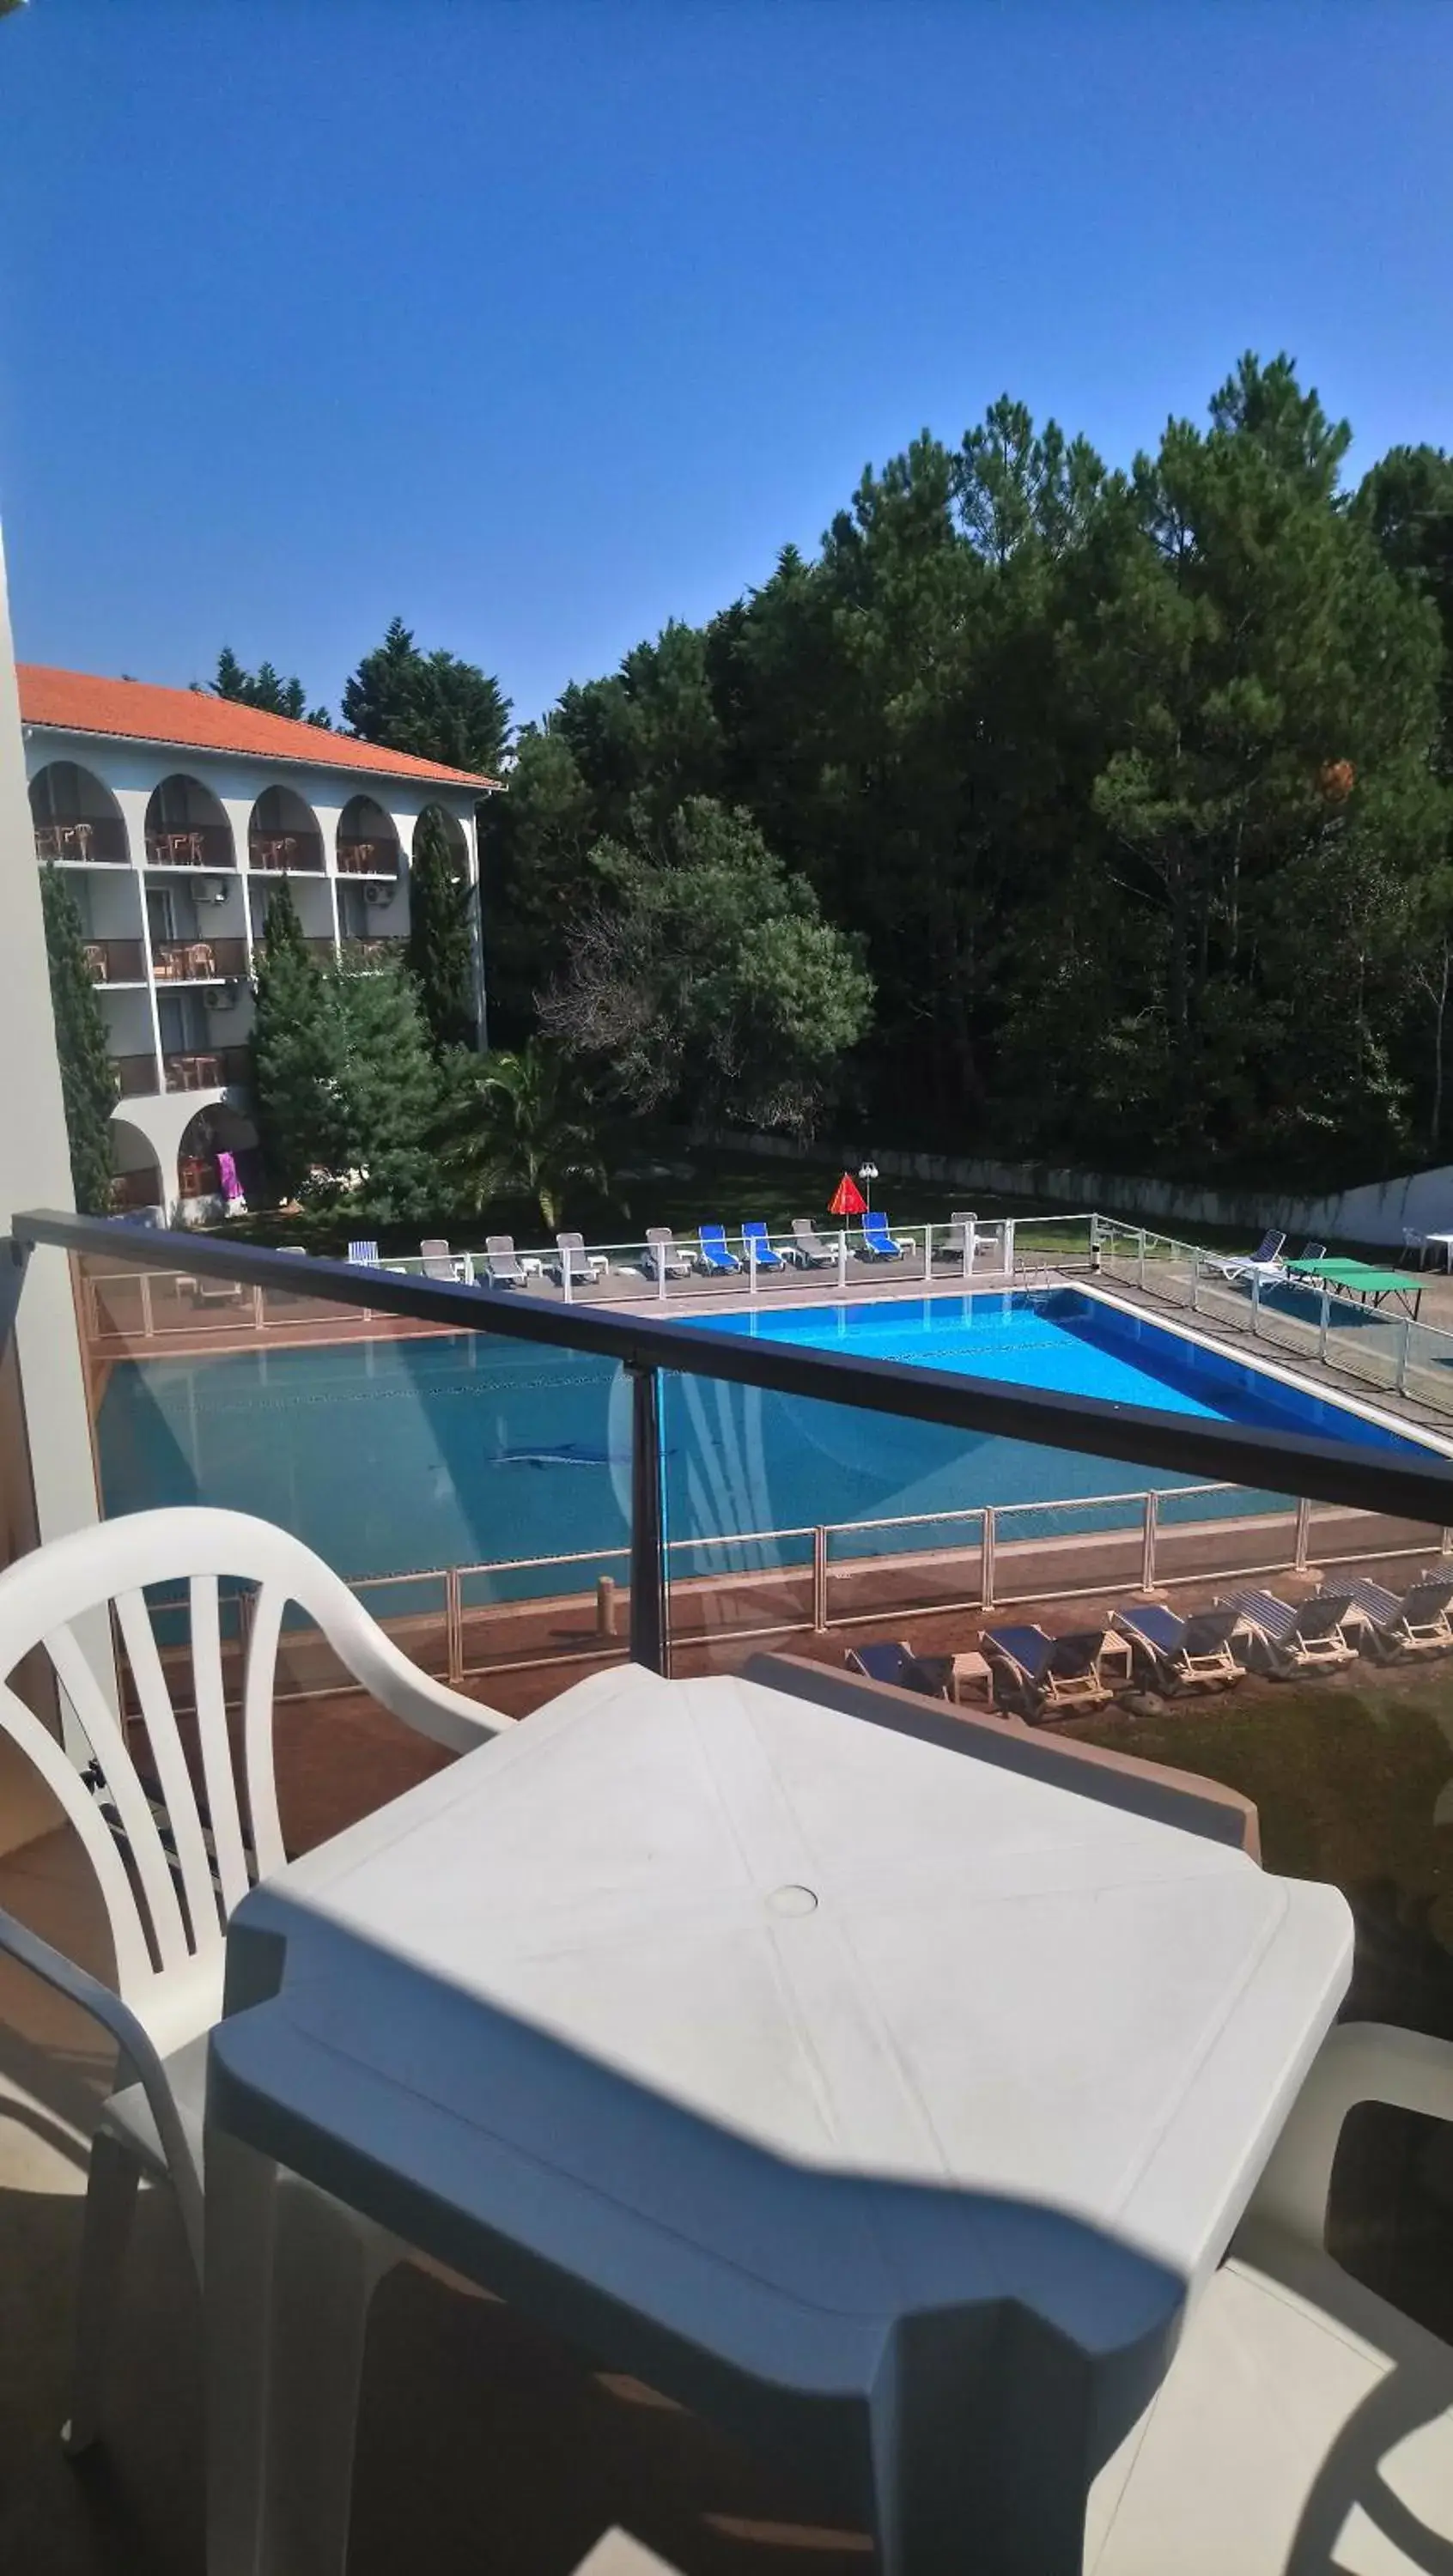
1003, 1219, 1016, 1279
562, 1250, 574, 1303
139, 1271, 155, 1340
1319, 1289, 1330, 1364
837, 1231, 848, 1294
445, 1564, 464, 1683
922, 1225, 933, 1282
655, 1240, 667, 1306
252, 1284, 266, 1334
1251, 1272, 1261, 1338
629, 1362, 667, 1674
1140, 1490, 1158, 1594
964, 1218, 975, 1283
1137, 1229, 1146, 1290
1293, 1496, 1313, 1574
812, 1525, 828, 1632
1189, 1252, 1200, 1315
748, 1236, 757, 1300
1398, 1317, 1413, 1394
980, 1506, 996, 1610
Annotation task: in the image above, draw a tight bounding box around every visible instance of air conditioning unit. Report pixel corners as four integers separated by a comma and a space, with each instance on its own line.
204, 980, 240, 1012
198, 878, 229, 905
363, 882, 392, 907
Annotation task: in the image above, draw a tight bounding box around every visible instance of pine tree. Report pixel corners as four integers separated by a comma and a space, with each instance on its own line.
211, 647, 331, 727
39, 865, 118, 1212
250, 880, 348, 1194
406, 806, 477, 1054
342, 617, 511, 775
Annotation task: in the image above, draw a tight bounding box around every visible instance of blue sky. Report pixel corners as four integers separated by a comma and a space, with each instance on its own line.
2, 1, 1451, 726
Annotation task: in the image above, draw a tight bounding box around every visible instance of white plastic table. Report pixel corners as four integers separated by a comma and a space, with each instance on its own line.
1423, 1231, 1453, 1271
204, 1667, 1352, 2576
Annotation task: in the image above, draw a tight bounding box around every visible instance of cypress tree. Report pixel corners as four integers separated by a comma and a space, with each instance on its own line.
39, 864, 118, 1212
406, 805, 477, 1054
333, 954, 441, 1220
250, 878, 348, 1194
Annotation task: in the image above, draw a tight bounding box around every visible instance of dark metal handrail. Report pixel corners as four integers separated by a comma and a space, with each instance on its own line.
12, 1209, 1453, 1674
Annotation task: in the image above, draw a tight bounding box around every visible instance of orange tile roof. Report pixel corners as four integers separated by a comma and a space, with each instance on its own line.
17, 664, 497, 792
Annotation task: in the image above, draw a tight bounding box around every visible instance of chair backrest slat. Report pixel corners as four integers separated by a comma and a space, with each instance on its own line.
189, 1575, 252, 1917
112, 1588, 224, 1955
46, 1617, 193, 1976
240, 1580, 288, 1881
0, 1674, 158, 1997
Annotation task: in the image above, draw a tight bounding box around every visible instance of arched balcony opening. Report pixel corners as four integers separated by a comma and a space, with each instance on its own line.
337, 795, 404, 951
249, 783, 323, 875
29, 761, 129, 865
336, 794, 400, 879
109, 1118, 165, 1215
144, 775, 235, 873
176, 1102, 259, 1208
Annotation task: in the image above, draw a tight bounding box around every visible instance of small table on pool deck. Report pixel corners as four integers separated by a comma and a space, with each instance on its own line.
205, 1665, 1352, 2576
1423, 1232, 1453, 1273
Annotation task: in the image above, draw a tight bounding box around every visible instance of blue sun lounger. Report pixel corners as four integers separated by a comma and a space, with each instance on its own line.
697, 1223, 743, 1273
346, 1239, 380, 1267
859, 1209, 905, 1261
741, 1220, 784, 1269
846, 1639, 951, 1698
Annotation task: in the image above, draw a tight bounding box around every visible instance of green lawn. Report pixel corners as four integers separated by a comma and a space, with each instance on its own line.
1073, 1669, 1453, 2020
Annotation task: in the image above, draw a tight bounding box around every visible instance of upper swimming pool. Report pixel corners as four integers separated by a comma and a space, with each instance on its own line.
94, 1287, 1432, 1598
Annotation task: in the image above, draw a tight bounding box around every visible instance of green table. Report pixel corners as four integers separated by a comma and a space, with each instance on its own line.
1285, 1258, 1425, 1319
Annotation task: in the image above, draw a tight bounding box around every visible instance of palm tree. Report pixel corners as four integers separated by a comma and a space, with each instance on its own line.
435, 1038, 608, 1230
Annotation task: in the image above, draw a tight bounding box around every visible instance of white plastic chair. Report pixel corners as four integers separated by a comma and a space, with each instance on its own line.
1088, 2020, 1453, 2570
0, 1505, 508, 2475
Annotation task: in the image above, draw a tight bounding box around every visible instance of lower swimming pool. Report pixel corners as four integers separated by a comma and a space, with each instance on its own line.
94, 1287, 1434, 1600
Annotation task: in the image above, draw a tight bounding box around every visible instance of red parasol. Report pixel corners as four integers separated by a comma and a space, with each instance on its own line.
828, 1171, 867, 1218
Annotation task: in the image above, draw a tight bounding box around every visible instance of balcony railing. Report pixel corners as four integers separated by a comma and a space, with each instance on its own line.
153, 938, 249, 981
343, 934, 407, 969
162, 1048, 249, 1092
33, 816, 131, 864
112, 1052, 160, 1097
82, 939, 147, 984
247, 831, 324, 873
335, 838, 399, 877
143, 826, 235, 869
110, 1168, 163, 1211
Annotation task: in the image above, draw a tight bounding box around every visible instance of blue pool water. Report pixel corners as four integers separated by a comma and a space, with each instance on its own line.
95, 1290, 1431, 1596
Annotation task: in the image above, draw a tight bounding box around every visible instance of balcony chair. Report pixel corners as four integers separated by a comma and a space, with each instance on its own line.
0, 1505, 508, 2561
1086, 2020, 1453, 2572
345, 1239, 380, 1268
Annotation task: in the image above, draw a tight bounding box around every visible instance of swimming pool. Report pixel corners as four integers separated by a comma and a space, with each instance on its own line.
94, 1288, 1433, 1600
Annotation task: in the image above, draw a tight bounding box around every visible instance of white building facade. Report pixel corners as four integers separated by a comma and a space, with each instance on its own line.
20, 665, 495, 1220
